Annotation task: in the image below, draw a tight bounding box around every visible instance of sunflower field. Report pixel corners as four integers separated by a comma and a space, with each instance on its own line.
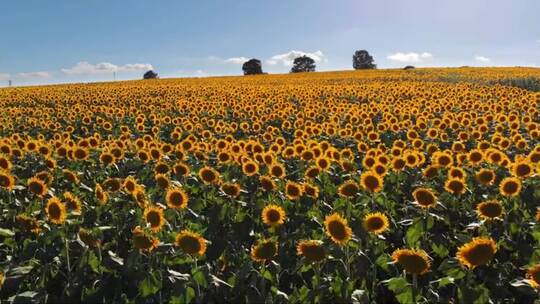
0, 67, 539, 303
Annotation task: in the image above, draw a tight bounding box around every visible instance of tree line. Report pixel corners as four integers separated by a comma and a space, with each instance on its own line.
143, 50, 381, 79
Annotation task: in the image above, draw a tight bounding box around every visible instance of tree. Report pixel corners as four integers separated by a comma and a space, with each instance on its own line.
143, 70, 158, 79
242, 59, 263, 75
290, 56, 316, 73
403, 65, 415, 70
353, 50, 376, 70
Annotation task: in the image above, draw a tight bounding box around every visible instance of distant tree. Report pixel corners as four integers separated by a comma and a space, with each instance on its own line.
290, 56, 316, 73
353, 50, 376, 70
143, 70, 158, 79
242, 59, 263, 75
403, 65, 415, 70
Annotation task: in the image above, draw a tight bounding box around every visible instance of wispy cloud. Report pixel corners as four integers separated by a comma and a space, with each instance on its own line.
474, 55, 490, 63
225, 57, 249, 64
0, 73, 9, 80
387, 52, 433, 63
62, 61, 153, 75
16, 71, 50, 78
267, 50, 325, 66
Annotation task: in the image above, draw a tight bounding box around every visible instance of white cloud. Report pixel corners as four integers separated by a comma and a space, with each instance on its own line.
16, 71, 50, 78
474, 55, 490, 63
225, 57, 249, 64
0, 73, 9, 80
387, 52, 433, 63
267, 50, 325, 66
175, 69, 209, 78
62, 61, 153, 75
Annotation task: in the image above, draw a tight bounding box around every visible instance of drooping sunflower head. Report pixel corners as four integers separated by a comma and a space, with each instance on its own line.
166, 187, 189, 209
499, 177, 522, 197
456, 237, 497, 269
0, 170, 15, 190
175, 230, 207, 256
476, 200, 504, 221
78, 228, 101, 248
132, 227, 159, 252
526, 264, 540, 289
475, 169, 496, 186
16, 214, 41, 234
27, 176, 48, 197
297, 240, 326, 263
338, 180, 360, 198
422, 165, 439, 179
412, 187, 437, 208
63, 169, 80, 184
221, 182, 241, 198
444, 178, 467, 195
154, 173, 170, 189
144, 205, 165, 232
285, 180, 303, 200
45, 196, 67, 225
360, 171, 384, 193
324, 213, 352, 246
303, 182, 319, 199
63, 191, 82, 214
95, 183, 108, 204
261, 204, 286, 227
392, 248, 431, 275
363, 212, 390, 235
251, 239, 278, 262
259, 175, 276, 192
103, 178, 122, 192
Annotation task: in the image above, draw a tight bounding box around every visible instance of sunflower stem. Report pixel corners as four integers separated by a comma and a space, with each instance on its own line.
412, 273, 418, 302
64, 225, 71, 289
313, 262, 321, 303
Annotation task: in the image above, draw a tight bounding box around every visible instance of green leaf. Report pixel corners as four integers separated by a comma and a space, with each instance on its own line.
405, 221, 423, 247
437, 276, 455, 287
0, 228, 15, 237
86, 251, 100, 273
184, 286, 196, 303
385, 277, 413, 304
139, 273, 162, 297
431, 243, 449, 258
459, 284, 490, 304
192, 269, 208, 288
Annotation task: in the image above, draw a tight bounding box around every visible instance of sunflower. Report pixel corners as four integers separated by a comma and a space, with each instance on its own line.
15, 214, 41, 234
512, 161, 533, 179
99, 151, 115, 166
63, 191, 82, 214
166, 187, 189, 209
45, 196, 67, 225
0, 270, 4, 288
269, 163, 286, 178
444, 178, 467, 195
144, 205, 165, 232
392, 249, 431, 275
422, 165, 439, 179
173, 162, 190, 177
27, 176, 48, 197
199, 166, 220, 184
303, 182, 319, 199
324, 213, 352, 246
259, 175, 276, 192
456, 237, 497, 269
285, 180, 303, 200
175, 230, 207, 256
475, 169, 496, 186
132, 227, 159, 252
448, 167, 467, 180
476, 200, 504, 221
297, 240, 326, 263
499, 177, 521, 197
251, 239, 278, 262
103, 178, 122, 192
412, 188, 437, 208
63, 169, 80, 184
262, 204, 286, 227
95, 183, 108, 204
305, 166, 321, 179
123, 176, 138, 194
73, 147, 89, 160
363, 212, 390, 235
221, 182, 241, 198
526, 264, 540, 289
360, 171, 384, 193
0, 170, 15, 191
338, 180, 359, 198
132, 185, 148, 208
79, 228, 101, 248
242, 160, 259, 177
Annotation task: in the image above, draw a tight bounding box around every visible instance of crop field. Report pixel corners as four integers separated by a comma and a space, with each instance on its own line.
0, 67, 539, 303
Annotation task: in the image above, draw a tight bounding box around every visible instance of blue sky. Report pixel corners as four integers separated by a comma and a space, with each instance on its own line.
1, 0, 539, 86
